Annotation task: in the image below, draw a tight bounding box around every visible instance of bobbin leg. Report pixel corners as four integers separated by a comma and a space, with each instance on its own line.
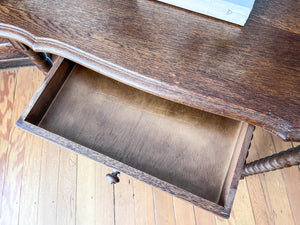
242, 145, 300, 177
9, 40, 53, 74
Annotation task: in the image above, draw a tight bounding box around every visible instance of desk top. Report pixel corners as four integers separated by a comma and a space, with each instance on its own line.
0, 0, 299, 141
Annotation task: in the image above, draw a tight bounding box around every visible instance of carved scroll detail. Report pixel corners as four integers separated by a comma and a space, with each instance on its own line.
9, 40, 53, 74
242, 145, 300, 177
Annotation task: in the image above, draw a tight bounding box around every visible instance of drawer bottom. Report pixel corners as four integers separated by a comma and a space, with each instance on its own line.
18, 59, 254, 217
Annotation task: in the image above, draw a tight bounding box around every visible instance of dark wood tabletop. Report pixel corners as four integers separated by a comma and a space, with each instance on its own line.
0, 0, 299, 141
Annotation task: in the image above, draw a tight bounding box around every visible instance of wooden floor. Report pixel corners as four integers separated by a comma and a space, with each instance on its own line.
0, 66, 299, 225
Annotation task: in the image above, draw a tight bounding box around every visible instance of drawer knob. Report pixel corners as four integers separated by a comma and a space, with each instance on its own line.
106, 170, 120, 184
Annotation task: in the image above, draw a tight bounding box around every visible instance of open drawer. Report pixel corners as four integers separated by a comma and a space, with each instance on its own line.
17, 58, 254, 218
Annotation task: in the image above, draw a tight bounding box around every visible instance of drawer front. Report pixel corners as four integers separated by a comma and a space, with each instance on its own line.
17, 58, 254, 218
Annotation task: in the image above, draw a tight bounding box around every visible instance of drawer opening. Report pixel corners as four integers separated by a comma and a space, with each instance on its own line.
20, 59, 253, 216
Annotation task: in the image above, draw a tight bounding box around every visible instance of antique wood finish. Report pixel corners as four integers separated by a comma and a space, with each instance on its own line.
16, 59, 254, 217
219, 122, 254, 210
0, 0, 299, 141
9, 40, 52, 74
2, 66, 300, 224
0, 37, 32, 69
0, 38, 23, 58
242, 145, 300, 177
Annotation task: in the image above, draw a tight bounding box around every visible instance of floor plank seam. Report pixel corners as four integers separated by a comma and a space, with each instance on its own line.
113, 183, 116, 225
55, 147, 62, 225
271, 136, 297, 225
36, 140, 44, 225
0, 69, 18, 213
172, 196, 177, 225
74, 152, 78, 225
192, 206, 197, 225
251, 134, 273, 223
152, 187, 157, 225
94, 161, 96, 225
245, 178, 259, 225
17, 134, 28, 225
131, 179, 137, 225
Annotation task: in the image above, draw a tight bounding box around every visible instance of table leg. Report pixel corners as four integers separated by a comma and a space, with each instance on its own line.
9, 40, 52, 74
242, 145, 300, 177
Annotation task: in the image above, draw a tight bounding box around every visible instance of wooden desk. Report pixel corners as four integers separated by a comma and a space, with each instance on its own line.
0, 0, 299, 218
0, 0, 299, 141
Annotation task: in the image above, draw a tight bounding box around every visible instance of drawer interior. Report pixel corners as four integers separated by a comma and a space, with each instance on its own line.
20, 59, 253, 216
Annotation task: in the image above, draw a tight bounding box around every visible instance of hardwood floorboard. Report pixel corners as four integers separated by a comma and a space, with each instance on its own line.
18, 65, 44, 225
0, 68, 17, 214
245, 130, 276, 225
250, 128, 295, 225
215, 215, 229, 225
194, 206, 216, 225
0, 67, 299, 225
37, 141, 60, 225
153, 188, 176, 225
227, 180, 256, 225
18, 133, 43, 225
173, 197, 196, 225
114, 174, 135, 225
0, 66, 42, 225
0, 126, 26, 225
56, 149, 77, 225
215, 179, 265, 225
95, 163, 115, 225
76, 155, 96, 225
132, 180, 156, 225
245, 174, 275, 225
272, 136, 299, 225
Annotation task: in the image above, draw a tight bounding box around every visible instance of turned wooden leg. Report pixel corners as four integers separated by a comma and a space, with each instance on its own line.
9, 40, 53, 74
242, 145, 300, 177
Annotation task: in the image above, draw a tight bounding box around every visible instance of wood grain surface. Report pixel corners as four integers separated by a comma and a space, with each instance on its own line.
0, 66, 299, 224
0, 67, 43, 225
0, 68, 16, 203
37, 141, 60, 225
76, 155, 96, 225
37, 64, 244, 204
114, 175, 135, 225
242, 145, 300, 176
132, 180, 156, 225
273, 137, 300, 225
246, 128, 296, 225
0, 38, 23, 58
18, 129, 43, 225
194, 205, 217, 225
9, 40, 52, 74
0, 38, 32, 69
153, 189, 176, 225
0, 0, 299, 141
56, 149, 77, 225
18, 62, 255, 216
173, 197, 196, 225
95, 163, 115, 225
